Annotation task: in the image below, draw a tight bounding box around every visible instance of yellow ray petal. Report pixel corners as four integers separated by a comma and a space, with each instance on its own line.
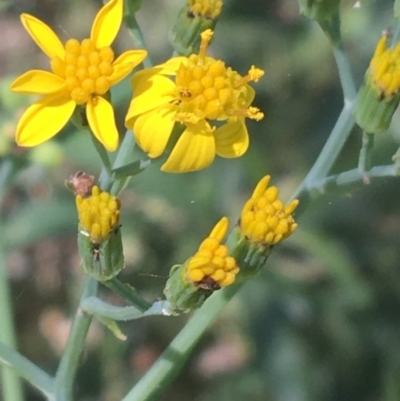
133, 106, 175, 158
126, 74, 175, 121
132, 58, 187, 88
21, 14, 65, 60
108, 50, 148, 86
86, 96, 119, 151
161, 122, 215, 173
16, 93, 75, 147
10, 70, 65, 95
91, 0, 123, 48
214, 120, 249, 158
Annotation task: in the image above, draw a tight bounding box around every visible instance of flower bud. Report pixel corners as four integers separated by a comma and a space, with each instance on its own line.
235, 175, 298, 282
169, 0, 223, 56
354, 34, 400, 134
76, 186, 124, 281
164, 217, 239, 313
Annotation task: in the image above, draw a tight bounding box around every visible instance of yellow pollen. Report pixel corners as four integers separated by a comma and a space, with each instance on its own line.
240, 176, 299, 245
76, 185, 120, 244
185, 217, 239, 287
51, 38, 115, 105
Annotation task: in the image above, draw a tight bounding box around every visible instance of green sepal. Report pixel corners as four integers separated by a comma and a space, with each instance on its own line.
298, 0, 340, 22
163, 264, 213, 314
95, 315, 127, 341
78, 226, 124, 282
229, 227, 273, 283
168, 4, 218, 56
354, 75, 400, 134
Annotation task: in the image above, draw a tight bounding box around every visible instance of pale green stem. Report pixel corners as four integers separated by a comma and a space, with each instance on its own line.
308, 164, 399, 195
121, 284, 241, 401
0, 246, 25, 401
110, 131, 138, 196
332, 42, 357, 102
0, 160, 25, 401
0, 342, 54, 400
358, 131, 374, 174
291, 99, 356, 211
103, 278, 152, 312
90, 134, 113, 190
54, 276, 98, 401
81, 297, 168, 321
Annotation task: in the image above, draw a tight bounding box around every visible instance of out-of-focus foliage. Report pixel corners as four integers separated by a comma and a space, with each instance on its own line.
1, 0, 400, 400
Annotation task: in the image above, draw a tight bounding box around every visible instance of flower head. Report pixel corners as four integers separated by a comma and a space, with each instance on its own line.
76, 185, 120, 244
188, 0, 223, 19
368, 33, 400, 99
10, 0, 147, 151
186, 217, 239, 288
126, 29, 264, 173
240, 176, 298, 245
354, 33, 400, 134
164, 216, 238, 313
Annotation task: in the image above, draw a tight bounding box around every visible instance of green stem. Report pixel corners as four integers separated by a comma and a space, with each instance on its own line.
291, 100, 356, 209
104, 278, 152, 312
110, 14, 154, 196
90, 134, 113, 190
121, 284, 241, 401
0, 246, 25, 401
332, 41, 357, 102
0, 159, 25, 401
309, 164, 398, 194
125, 16, 153, 69
54, 276, 98, 401
358, 131, 374, 174
81, 297, 168, 321
0, 342, 54, 400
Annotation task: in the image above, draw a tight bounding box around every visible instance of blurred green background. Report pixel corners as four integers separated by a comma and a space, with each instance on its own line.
1, 0, 400, 400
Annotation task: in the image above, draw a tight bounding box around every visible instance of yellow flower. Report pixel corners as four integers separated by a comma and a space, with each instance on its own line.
354, 33, 400, 134
125, 29, 264, 173
10, 0, 147, 151
369, 33, 400, 99
240, 176, 298, 245
186, 217, 239, 288
188, 0, 223, 19
76, 185, 120, 244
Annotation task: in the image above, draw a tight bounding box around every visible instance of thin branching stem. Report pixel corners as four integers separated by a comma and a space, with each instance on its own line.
54, 276, 98, 401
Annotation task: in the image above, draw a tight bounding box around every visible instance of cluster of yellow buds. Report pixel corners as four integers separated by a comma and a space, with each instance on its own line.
240, 176, 298, 245
76, 186, 124, 281
164, 217, 239, 313
165, 177, 299, 312
355, 33, 400, 134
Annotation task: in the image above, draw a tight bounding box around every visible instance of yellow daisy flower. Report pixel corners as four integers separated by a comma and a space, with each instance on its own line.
10, 0, 147, 151
125, 29, 264, 173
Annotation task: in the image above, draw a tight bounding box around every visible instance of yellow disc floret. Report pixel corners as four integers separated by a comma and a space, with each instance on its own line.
369, 33, 400, 99
51, 38, 115, 105
240, 176, 299, 245
186, 217, 239, 287
76, 186, 120, 244
188, 0, 223, 19
173, 29, 264, 126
